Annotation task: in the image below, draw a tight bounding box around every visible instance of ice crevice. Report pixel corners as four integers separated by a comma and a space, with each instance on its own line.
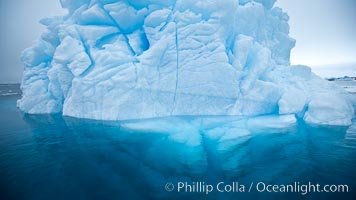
75, 26, 95, 77
98, 2, 137, 56
172, 21, 179, 114
159, 1, 177, 32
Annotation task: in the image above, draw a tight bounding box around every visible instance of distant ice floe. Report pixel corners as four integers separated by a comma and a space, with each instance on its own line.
0, 84, 21, 96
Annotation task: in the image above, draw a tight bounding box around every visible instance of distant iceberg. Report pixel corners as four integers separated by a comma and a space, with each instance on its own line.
18, 0, 354, 126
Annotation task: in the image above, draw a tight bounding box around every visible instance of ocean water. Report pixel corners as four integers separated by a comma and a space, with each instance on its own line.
0, 84, 355, 200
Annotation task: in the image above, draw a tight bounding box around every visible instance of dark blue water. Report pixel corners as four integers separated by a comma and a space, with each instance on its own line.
1, 85, 356, 200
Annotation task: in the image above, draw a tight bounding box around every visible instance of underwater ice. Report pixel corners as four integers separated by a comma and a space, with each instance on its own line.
18, 0, 354, 126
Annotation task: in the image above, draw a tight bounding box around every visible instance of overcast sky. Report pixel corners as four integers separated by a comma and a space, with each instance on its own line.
276, 0, 356, 66
0, 0, 66, 83
0, 0, 355, 83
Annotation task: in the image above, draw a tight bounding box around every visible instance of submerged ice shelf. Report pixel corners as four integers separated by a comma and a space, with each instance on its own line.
18, 0, 354, 126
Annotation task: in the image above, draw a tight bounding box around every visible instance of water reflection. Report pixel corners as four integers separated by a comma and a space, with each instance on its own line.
16, 114, 356, 199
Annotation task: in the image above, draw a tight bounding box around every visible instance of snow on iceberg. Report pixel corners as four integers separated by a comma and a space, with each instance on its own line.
18, 0, 354, 126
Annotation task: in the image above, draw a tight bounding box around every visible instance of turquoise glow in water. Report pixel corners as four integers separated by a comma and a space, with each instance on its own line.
0, 86, 355, 200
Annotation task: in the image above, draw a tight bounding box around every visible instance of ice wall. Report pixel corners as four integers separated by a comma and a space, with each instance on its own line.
18, 0, 354, 126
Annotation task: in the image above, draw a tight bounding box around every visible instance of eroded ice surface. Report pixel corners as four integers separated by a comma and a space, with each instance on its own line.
18, 0, 354, 126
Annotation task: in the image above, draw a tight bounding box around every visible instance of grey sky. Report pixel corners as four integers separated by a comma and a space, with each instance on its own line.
276, 0, 356, 66
0, 0, 355, 83
0, 0, 66, 83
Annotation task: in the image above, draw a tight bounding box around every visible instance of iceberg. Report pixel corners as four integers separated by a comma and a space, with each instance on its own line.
18, 0, 354, 126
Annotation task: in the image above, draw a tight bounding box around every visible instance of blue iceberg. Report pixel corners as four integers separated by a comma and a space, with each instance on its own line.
18, 0, 354, 126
